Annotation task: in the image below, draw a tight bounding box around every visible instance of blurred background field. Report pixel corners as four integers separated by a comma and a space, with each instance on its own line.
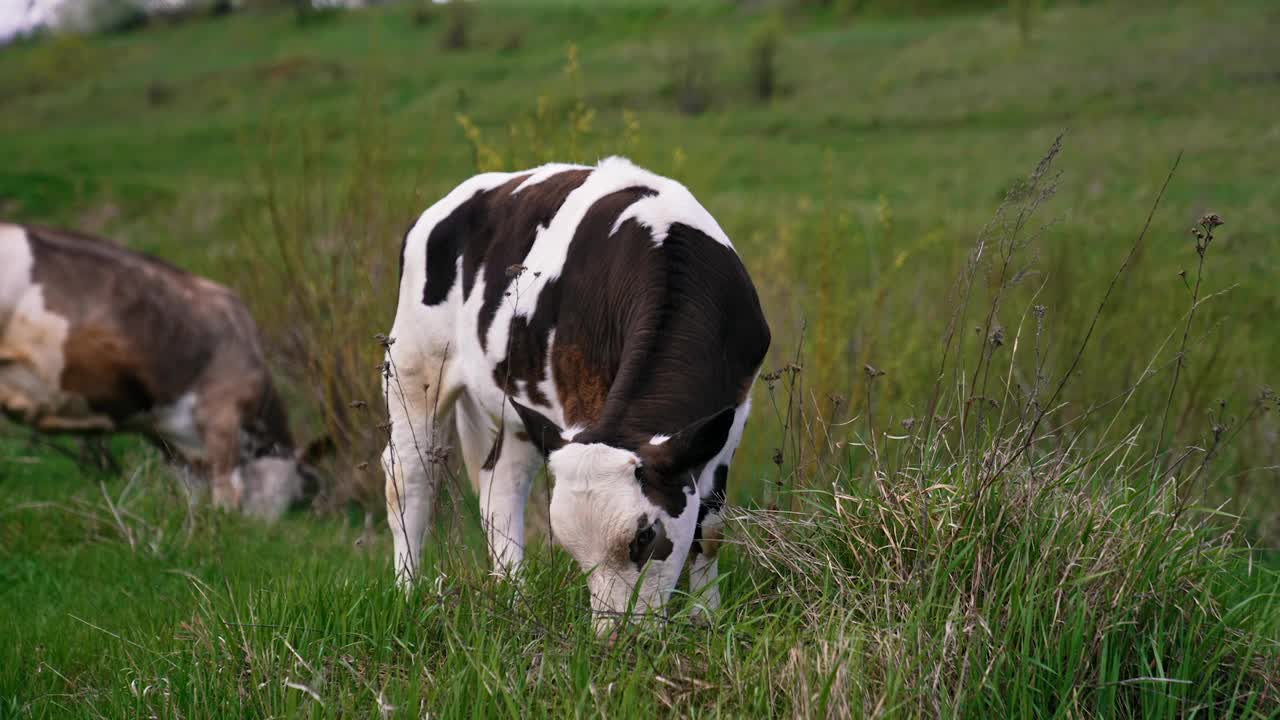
2, 0, 1279, 716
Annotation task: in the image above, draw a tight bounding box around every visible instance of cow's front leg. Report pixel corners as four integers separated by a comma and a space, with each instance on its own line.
199, 402, 244, 512
457, 394, 541, 577
190, 375, 259, 513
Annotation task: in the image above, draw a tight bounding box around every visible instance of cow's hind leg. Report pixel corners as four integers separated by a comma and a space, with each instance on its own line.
381, 336, 460, 586
456, 393, 541, 577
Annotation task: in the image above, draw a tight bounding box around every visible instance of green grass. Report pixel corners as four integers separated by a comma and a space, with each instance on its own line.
3, 430, 1278, 716
2, 0, 1280, 715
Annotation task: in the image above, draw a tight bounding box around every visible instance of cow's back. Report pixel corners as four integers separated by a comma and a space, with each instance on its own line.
0, 222, 270, 429
398, 158, 770, 443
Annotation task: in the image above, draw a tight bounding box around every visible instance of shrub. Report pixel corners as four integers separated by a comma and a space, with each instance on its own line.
748, 15, 783, 102
8, 33, 102, 96
229, 119, 414, 511
410, 0, 440, 27
439, 1, 469, 51
1010, 0, 1038, 45
664, 38, 717, 116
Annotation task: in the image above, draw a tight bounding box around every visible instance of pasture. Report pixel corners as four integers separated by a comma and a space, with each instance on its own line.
2, 0, 1279, 716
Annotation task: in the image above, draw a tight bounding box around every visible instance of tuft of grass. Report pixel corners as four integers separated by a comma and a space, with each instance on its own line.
748, 13, 783, 103
439, 1, 470, 51
662, 35, 718, 116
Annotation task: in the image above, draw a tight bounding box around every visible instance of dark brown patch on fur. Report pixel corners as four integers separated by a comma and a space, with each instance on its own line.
633, 463, 694, 518
482, 428, 504, 471
493, 189, 765, 519
58, 323, 155, 418
421, 188, 489, 306
707, 463, 729, 515
492, 312, 553, 407
552, 344, 609, 427
417, 169, 587, 334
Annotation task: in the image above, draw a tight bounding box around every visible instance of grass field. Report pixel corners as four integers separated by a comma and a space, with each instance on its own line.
2, 0, 1279, 716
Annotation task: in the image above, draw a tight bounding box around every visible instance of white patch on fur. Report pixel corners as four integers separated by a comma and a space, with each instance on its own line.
239, 457, 304, 522
511, 163, 590, 194
648, 434, 670, 445
696, 395, 752, 501
602, 157, 733, 249
0, 224, 34, 316
0, 224, 71, 416
150, 391, 204, 458
561, 425, 585, 442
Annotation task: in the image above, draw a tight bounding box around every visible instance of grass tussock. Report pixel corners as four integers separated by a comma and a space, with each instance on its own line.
717, 139, 1275, 717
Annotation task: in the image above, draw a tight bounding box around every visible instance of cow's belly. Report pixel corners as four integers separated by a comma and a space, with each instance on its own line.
1, 349, 204, 459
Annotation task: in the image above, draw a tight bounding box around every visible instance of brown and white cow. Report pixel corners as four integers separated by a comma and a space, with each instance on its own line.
382, 158, 770, 629
0, 222, 325, 519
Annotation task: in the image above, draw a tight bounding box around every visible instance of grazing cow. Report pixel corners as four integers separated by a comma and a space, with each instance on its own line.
0, 222, 327, 519
382, 157, 770, 628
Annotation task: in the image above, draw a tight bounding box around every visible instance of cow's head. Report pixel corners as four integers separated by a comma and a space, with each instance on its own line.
238, 435, 334, 521
510, 399, 734, 633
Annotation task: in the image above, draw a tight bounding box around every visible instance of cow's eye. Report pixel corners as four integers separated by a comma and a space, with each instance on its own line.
629, 520, 667, 567
633, 464, 645, 482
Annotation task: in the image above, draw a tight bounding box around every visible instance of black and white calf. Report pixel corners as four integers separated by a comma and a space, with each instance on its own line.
381, 158, 770, 627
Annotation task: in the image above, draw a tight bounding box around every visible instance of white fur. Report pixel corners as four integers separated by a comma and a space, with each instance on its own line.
511, 163, 590, 194
239, 457, 304, 521
648, 434, 670, 446
456, 392, 541, 574
149, 391, 204, 457
0, 224, 72, 425
602, 158, 732, 249
0, 225, 69, 391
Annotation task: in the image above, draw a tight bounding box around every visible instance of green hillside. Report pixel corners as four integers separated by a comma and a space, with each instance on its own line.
2, 1, 1278, 716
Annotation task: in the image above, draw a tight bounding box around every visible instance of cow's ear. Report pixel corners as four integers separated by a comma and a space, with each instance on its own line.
297, 434, 336, 466
646, 406, 736, 474
510, 399, 565, 458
